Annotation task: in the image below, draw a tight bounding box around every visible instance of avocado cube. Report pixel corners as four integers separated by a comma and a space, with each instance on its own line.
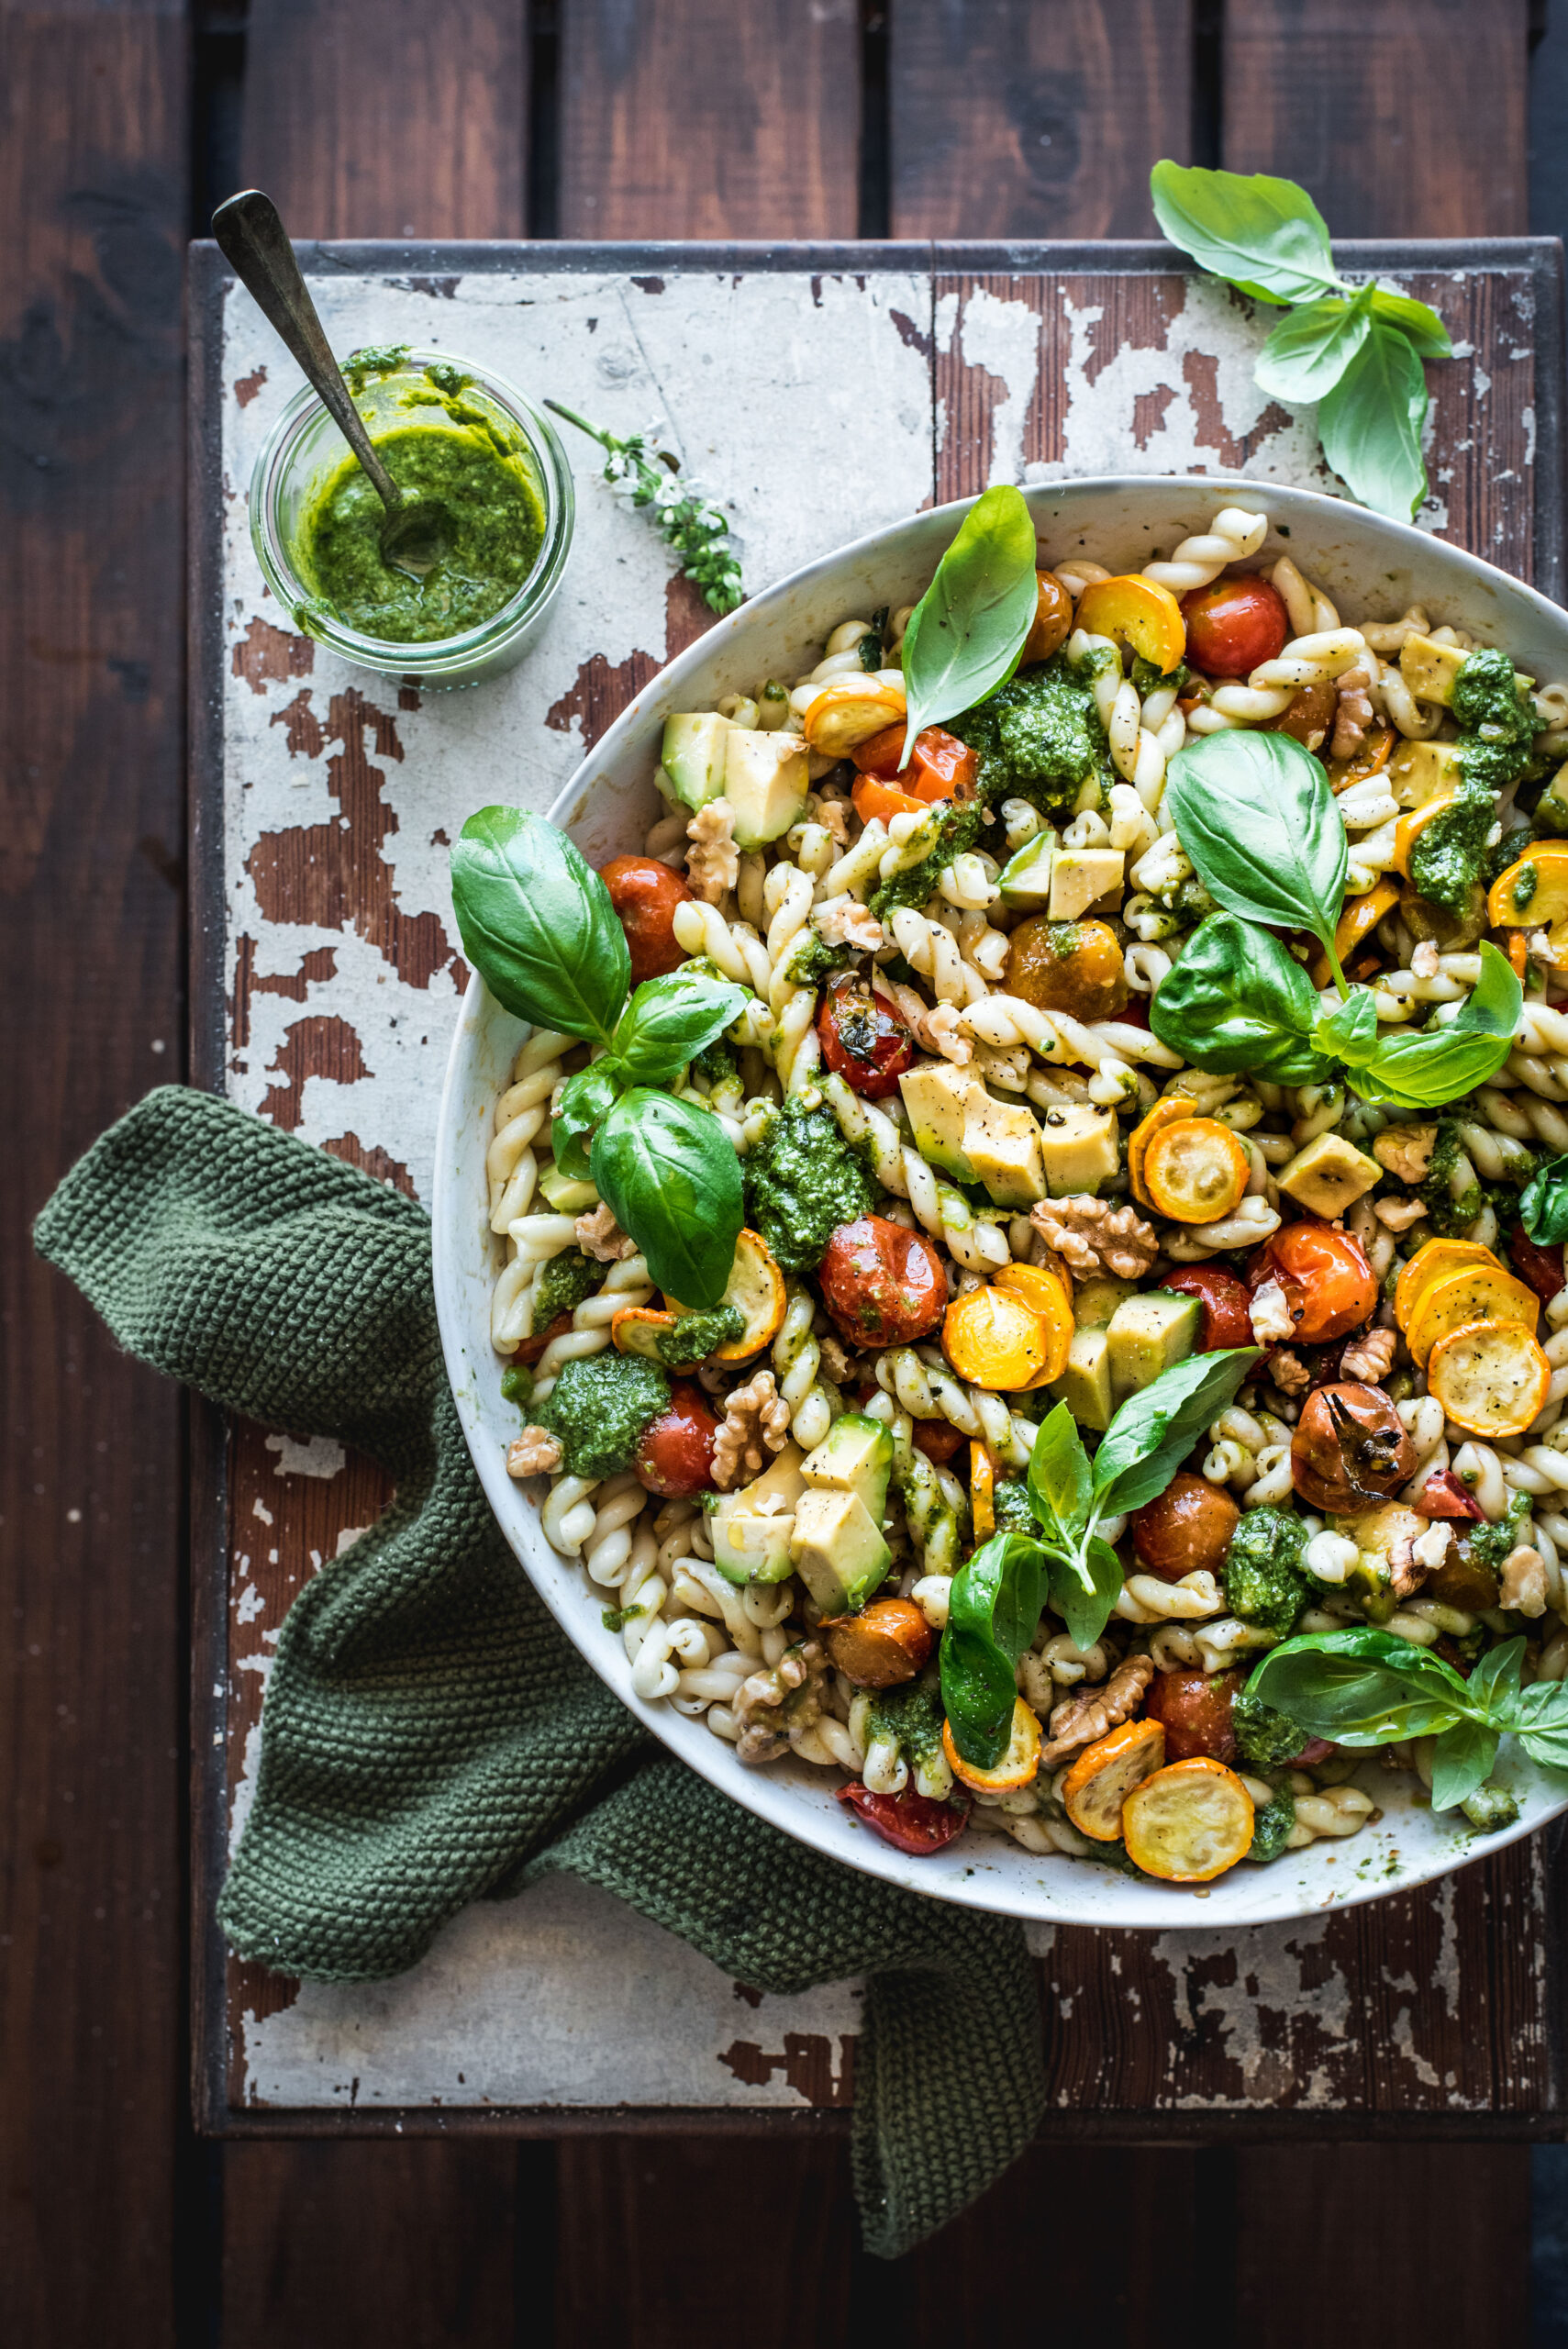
723, 729, 809, 849
1389, 737, 1465, 810
898, 1061, 982, 1183
1049, 846, 1126, 920
1398, 633, 1469, 710
538, 1165, 599, 1213
1106, 1289, 1202, 1397
800, 1411, 894, 1524
997, 831, 1055, 910
1048, 1326, 1114, 1432
661, 712, 731, 810
962, 1091, 1047, 1208
1073, 1274, 1138, 1330
711, 1509, 797, 1584
789, 1489, 893, 1616
1277, 1131, 1382, 1220
1038, 1101, 1118, 1196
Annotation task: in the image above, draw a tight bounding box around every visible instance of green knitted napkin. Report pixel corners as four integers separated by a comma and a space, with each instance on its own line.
36, 1086, 1046, 2254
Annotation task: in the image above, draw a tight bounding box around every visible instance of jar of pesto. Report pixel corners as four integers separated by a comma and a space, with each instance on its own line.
250, 347, 573, 687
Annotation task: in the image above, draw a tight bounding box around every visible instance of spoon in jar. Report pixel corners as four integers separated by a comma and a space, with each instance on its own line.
212, 189, 454, 582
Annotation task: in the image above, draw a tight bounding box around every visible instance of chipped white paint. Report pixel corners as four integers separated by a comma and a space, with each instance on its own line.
264, 1431, 346, 1478
958, 284, 1051, 486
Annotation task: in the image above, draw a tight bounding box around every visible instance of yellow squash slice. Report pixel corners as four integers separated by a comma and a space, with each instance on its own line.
1062, 1719, 1167, 1842
1428, 1320, 1551, 1439
1122, 1757, 1256, 1884
666, 1227, 786, 1363
1140, 1118, 1250, 1225
1127, 1093, 1198, 1208
801, 678, 906, 758
942, 1697, 1041, 1793
1393, 1238, 1502, 1333
1404, 1265, 1539, 1369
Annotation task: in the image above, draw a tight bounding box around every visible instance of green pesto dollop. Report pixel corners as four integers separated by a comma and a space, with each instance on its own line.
864, 1675, 947, 1772
1452, 646, 1539, 795
782, 930, 843, 987
655, 1305, 744, 1366
867, 803, 983, 920
1232, 1687, 1308, 1771
530, 1247, 599, 1336
992, 1479, 1036, 1536
1418, 1118, 1486, 1236
1248, 1784, 1297, 1863
951, 650, 1112, 819
533, 1353, 670, 1479
744, 1096, 874, 1275
1407, 774, 1496, 915
1223, 1507, 1311, 1637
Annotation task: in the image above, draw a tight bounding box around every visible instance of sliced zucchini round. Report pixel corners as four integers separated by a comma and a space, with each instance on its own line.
1062, 1719, 1167, 1842
1427, 1319, 1552, 1439
1121, 1757, 1255, 1883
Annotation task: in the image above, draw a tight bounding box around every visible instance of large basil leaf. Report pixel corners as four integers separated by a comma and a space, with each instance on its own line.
1163, 729, 1347, 956
940, 1531, 1050, 1767
1521, 1152, 1568, 1246
552, 1060, 625, 1181
612, 971, 748, 1085
1091, 1348, 1259, 1520
1346, 941, 1521, 1108
1244, 1628, 1469, 1744
1050, 1535, 1125, 1657
899, 484, 1040, 764
1318, 317, 1429, 521
589, 1087, 742, 1306
1150, 912, 1334, 1083
1369, 287, 1453, 359
1026, 1401, 1092, 1540
1254, 288, 1373, 404
1150, 161, 1342, 306
1429, 1718, 1501, 1812
1313, 984, 1380, 1068
450, 807, 630, 1043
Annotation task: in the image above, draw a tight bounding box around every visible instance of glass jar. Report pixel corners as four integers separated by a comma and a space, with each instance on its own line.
249, 348, 573, 688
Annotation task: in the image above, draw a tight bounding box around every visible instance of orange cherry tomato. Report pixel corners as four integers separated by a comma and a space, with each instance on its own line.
599, 854, 694, 985
912, 1417, 965, 1464
1249, 1220, 1378, 1345
1511, 1225, 1566, 1306
1180, 575, 1289, 678
851, 723, 976, 803
851, 773, 928, 828
1021, 570, 1074, 665
1142, 1669, 1245, 1764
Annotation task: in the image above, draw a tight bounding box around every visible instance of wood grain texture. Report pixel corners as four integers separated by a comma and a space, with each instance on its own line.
890, 0, 1193, 239
0, 3, 189, 2342
239, 0, 526, 239
560, 0, 861, 238
1224, 0, 1530, 237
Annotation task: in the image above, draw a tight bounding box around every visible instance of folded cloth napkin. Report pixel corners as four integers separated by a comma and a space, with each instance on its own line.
36, 1086, 1046, 2254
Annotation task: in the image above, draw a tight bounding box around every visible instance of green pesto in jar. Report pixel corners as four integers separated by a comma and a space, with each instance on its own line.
293, 362, 547, 644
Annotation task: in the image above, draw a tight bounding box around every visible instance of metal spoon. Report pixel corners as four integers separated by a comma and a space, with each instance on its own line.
212, 189, 453, 582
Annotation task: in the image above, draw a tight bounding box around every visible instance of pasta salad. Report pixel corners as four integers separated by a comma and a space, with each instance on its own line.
454, 493, 1568, 1889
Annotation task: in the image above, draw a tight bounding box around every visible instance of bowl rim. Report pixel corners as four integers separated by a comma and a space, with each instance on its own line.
434, 467, 1568, 1927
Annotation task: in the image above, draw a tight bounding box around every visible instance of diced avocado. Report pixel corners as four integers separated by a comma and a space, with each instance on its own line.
898, 1061, 981, 1183
789, 1488, 893, 1616
1536, 758, 1568, 838
1037, 1101, 1118, 1195
1073, 1274, 1138, 1330
660, 711, 731, 810
1048, 1326, 1114, 1432
962, 1090, 1047, 1208
1277, 1130, 1382, 1219
538, 1165, 599, 1213
997, 831, 1055, 910
1106, 1288, 1202, 1397
1389, 737, 1465, 810
800, 1410, 894, 1526
1049, 845, 1126, 920
723, 728, 810, 849
1398, 632, 1468, 709
711, 1442, 807, 1584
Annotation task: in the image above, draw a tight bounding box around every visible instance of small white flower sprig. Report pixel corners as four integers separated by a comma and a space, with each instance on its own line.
545, 401, 744, 616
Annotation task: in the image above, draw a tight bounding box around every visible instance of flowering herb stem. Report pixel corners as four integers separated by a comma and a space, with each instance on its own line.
545, 400, 744, 615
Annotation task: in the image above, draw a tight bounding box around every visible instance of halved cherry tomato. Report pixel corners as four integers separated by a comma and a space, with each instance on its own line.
1163, 1264, 1253, 1351
820, 1598, 935, 1687
1179, 575, 1289, 678
837, 1779, 971, 1854
1022, 569, 1074, 665
1418, 1468, 1485, 1522
1249, 1220, 1378, 1345
852, 721, 914, 777
851, 773, 928, 828
516, 1309, 573, 1367
816, 970, 916, 1100
1511, 1225, 1566, 1306
912, 1416, 965, 1464
599, 854, 694, 985
1142, 1668, 1244, 1764
635, 1379, 720, 1498
1131, 1473, 1240, 1583
819, 1216, 947, 1348
851, 722, 977, 803
1290, 1738, 1336, 1768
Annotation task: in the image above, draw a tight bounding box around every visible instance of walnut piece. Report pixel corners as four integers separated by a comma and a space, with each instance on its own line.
575, 1202, 636, 1262
1040, 1654, 1155, 1766
1330, 664, 1374, 763
733, 1638, 828, 1763
1501, 1543, 1549, 1617
817, 1333, 854, 1385
1029, 1195, 1158, 1281
811, 789, 851, 846
1410, 940, 1441, 981
1373, 1122, 1439, 1185
1374, 1195, 1429, 1233
1340, 1325, 1396, 1383
507, 1426, 563, 1478
1250, 1276, 1298, 1346
813, 894, 886, 953
685, 797, 740, 905
876, 986, 974, 1066
1266, 1345, 1314, 1397
712, 1368, 792, 1490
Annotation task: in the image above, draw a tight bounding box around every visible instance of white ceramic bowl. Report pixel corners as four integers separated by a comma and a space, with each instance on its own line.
434, 471, 1568, 1925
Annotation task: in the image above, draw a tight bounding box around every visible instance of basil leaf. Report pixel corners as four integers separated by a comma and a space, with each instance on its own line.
1164, 729, 1347, 957
1244, 1628, 1470, 1744
1026, 1401, 1092, 1540
940, 1532, 1050, 1767
1150, 161, 1343, 307
1463, 1635, 1528, 1721
1312, 985, 1380, 1069
1151, 912, 1334, 1082
451, 806, 630, 1044
1318, 317, 1430, 521
1091, 1348, 1260, 1520
1369, 287, 1453, 360
1050, 1535, 1124, 1657
1501, 1676, 1568, 1771
612, 971, 748, 1085
1429, 1718, 1501, 1813
1254, 288, 1373, 404
589, 1087, 742, 1307
899, 484, 1040, 764
1521, 1152, 1568, 1245
552, 1061, 625, 1182
1347, 941, 1521, 1108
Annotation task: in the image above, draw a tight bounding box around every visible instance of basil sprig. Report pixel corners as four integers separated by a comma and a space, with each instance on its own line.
1521, 1152, 1568, 1246
1247, 1629, 1568, 1813
939, 1350, 1257, 1765
1151, 161, 1451, 519
898, 483, 1040, 765
1163, 729, 1348, 974
1150, 913, 1335, 1085
450, 806, 747, 1305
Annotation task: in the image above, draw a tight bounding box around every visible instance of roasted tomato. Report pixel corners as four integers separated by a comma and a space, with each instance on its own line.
1130, 1472, 1240, 1583
836, 1780, 971, 1854
820, 1598, 936, 1687
816, 970, 916, 1099
819, 1216, 948, 1347
1418, 1467, 1485, 1521
912, 1417, 965, 1464
1180, 574, 1289, 679
1511, 1225, 1566, 1306
1163, 1264, 1254, 1352
851, 722, 978, 803
1142, 1668, 1244, 1764
1250, 1220, 1378, 1345
599, 854, 693, 985
1290, 1381, 1417, 1515
635, 1379, 720, 1498
1269, 676, 1340, 754
515, 1310, 573, 1367
1004, 916, 1129, 1023
1022, 570, 1075, 665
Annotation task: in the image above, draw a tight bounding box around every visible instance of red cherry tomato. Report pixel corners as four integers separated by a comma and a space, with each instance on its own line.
1163, 1264, 1254, 1352
851, 722, 978, 803
1418, 1468, 1485, 1522
1289, 1737, 1336, 1767
816, 971, 917, 1099
1180, 575, 1290, 679
818, 1216, 948, 1347
912, 1417, 965, 1464
1510, 1225, 1565, 1306
1142, 1668, 1244, 1764
516, 1310, 573, 1368
599, 854, 694, 986
836, 1779, 971, 1854
635, 1379, 720, 1498
1249, 1220, 1378, 1345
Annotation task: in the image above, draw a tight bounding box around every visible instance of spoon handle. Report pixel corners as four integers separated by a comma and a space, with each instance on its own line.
212, 190, 402, 513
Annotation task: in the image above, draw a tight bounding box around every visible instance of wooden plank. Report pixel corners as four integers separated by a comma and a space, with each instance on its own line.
890, 1, 1193, 239
0, 2, 189, 2341
1224, 0, 1530, 237
559, 0, 860, 238
239, 0, 526, 239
